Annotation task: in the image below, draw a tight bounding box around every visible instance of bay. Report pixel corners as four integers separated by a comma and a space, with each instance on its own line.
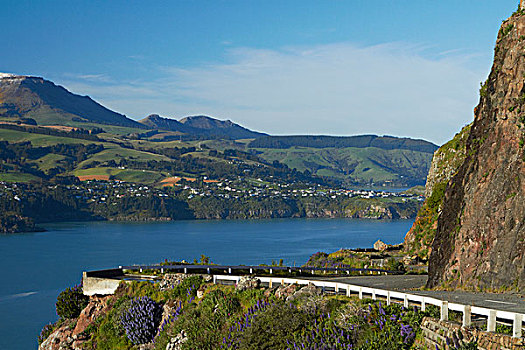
0, 218, 412, 350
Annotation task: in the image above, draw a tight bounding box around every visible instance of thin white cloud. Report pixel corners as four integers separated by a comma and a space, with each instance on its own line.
63, 73, 113, 83
61, 41, 485, 144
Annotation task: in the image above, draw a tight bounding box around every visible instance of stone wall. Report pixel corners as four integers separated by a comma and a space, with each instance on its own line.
417, 317, 524, 350
82, 268, 123, 296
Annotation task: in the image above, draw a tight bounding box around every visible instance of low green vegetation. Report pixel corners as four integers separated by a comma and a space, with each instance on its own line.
40, 276, 446, 350
56, 285, 89, 319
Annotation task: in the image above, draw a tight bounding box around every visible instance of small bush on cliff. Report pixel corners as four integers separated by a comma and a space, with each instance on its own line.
38, 323, 55, 345
56, 285, 89, 319
120, 296, 162, 344
236, 303, 311, 349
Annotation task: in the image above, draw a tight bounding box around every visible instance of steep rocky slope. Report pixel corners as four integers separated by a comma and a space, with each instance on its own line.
427, 4, 525, 291
404, 124, 470, 260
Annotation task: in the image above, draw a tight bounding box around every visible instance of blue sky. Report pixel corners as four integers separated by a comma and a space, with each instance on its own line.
0, 0, 519, 144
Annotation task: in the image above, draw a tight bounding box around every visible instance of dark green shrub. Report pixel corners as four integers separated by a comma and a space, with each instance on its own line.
38, 323, 55, 344
237, 303, 312, 349
56, 285, 89, 319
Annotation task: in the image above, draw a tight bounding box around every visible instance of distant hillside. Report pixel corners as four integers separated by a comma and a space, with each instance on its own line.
0, 74, 146, 129
0, 73, 437, 187
249, 135, 438, 153
139, 114, 190, 133
139, 114, 267, 139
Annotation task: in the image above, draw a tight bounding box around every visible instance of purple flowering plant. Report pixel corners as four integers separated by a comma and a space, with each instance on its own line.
120, 296, 162, 345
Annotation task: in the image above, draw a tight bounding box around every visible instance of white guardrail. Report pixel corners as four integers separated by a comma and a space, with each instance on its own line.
213, 274, 524, 338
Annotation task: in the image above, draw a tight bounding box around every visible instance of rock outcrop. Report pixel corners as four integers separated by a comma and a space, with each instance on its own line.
404, 124, 470, 259
427, 5, 525, 291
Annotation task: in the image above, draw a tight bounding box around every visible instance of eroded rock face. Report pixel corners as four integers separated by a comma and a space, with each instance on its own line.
39, 320, 76, 350
73, 295, 112, 336
428, 7, 525, 291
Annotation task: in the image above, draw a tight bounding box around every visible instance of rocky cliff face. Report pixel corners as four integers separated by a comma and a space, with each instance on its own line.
427, 5, 525, 291
404, 125, 470, 260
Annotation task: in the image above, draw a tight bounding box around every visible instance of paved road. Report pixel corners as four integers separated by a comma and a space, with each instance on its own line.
312, 275, 525, 314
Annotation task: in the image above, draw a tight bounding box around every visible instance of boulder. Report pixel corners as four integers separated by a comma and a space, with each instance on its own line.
274, 283, 298, 299
286, 283, 322, 303
373, 240, 388, 252
235, 276, 260, 291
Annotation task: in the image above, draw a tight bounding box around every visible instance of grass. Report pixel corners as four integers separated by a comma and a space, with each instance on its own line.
73, 167, 165, 184
0, 128, 102, 146
31, 153, 69, 172
256, 146, 432, 185
75, 146, 170, 168
0, 172, 42, 182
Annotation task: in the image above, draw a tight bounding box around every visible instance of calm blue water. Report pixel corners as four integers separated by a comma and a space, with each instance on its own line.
0, 218, 412, 350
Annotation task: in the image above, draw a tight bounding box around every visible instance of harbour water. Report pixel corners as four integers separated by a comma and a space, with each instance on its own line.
0, 218, 413, 349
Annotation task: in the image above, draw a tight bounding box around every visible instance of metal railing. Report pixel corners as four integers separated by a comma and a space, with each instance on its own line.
213, 274, 524, 339
120, 264, 397, 276
114, 264, 524, 338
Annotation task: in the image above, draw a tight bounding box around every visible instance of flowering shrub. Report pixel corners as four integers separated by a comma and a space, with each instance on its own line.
55, 285, 89, 319
221, 299, 271, 348
353, 302, 423, 349
289, 312, 356, 350
234, 302, 311, 349
38, 323, 55, 345
120, 296, 162, 344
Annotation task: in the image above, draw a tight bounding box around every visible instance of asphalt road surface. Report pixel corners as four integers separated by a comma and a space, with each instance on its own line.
312, 275, 525, 314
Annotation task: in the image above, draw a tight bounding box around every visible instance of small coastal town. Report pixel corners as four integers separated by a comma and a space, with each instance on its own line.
0, 177, 424, 206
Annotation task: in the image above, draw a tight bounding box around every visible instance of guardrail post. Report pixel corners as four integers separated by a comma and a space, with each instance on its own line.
421, 299, 426, 311
161, 268, 164, 273
462, 305, 471, 327
335, 283, 338, 293
250, 268, 253, 274
269, 278, 273, 288
183, 267, 187, 274
440, 301, 448, 322
228, 268, 232, 274
346, 286, 350, 297
359, 287, 363, 299
288, 268, 292, 273
346, 270, 349, 275
372, 290, 376, 300
403, 295, 408, 308
487, 310, 496, 332
513, 313, 523, 338
213, 275, 217, 284
207, 268, 210, 274
386, 291, 391, 305
311, 270, 314, 274
270, 268, 273, 274
139, 268, 143, 273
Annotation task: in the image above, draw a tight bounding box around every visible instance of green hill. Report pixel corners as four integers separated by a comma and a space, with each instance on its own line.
0, 73, 436, 187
